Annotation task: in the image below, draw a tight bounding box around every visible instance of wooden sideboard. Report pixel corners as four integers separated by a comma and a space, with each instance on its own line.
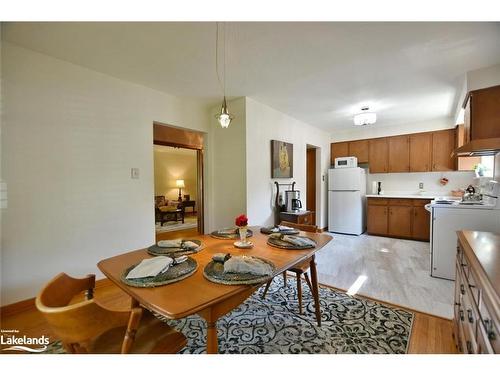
279, 211, 314, 225
367, 198, 431, 241
454, 230, 499, 354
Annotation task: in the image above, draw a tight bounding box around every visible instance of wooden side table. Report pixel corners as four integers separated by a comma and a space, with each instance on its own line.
182, 200, 196, 213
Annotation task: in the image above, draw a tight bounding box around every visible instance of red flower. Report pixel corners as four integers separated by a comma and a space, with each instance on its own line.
235, 214, 248, 227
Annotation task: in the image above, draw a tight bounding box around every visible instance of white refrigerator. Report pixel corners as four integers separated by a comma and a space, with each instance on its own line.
328, 168, 366, 235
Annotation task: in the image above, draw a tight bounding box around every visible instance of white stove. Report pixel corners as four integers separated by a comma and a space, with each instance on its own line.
429, 181, 500, 280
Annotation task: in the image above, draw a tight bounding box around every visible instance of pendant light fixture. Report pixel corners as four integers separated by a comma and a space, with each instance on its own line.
215, 22, 234, 128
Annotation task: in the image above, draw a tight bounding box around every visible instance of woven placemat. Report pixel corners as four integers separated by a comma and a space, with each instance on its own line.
210, 228, 253, 240
147, 239, 203, 257
121, 257, 197, 288
203, 256, 276, 285
260, 227, 300, 235
267, 235, 316, 250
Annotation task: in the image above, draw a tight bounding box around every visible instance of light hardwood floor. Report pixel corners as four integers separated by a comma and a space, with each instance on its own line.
0, 228, 457, 354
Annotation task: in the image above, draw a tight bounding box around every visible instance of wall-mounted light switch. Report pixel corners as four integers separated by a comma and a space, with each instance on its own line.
419, 182, 424, 189
131, 168, 140, 179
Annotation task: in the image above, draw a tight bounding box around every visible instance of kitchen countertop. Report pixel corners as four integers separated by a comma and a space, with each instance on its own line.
366, 192, 449, 199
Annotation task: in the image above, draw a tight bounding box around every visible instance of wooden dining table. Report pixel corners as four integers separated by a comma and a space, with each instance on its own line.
97, 226, 333, 353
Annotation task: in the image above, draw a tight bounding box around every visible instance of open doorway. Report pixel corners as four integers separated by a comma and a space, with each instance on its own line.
306, 145, 318, 225
153, 123, 204, 240
154, 145, 198, 233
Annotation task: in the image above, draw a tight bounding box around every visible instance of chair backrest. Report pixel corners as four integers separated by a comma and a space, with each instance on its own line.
155, 195, 166, 207
280, 220, 319, 233
36, 273, 132, 353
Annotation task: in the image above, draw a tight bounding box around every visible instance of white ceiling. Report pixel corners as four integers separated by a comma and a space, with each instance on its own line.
3, 22, 500, 131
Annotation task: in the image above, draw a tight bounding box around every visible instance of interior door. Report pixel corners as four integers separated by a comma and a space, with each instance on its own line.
306, 148, 316, 225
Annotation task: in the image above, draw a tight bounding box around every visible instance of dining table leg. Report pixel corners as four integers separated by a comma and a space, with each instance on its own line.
309, 254, 322, 327
198, 287, 257, 354
206, 321, 218, 354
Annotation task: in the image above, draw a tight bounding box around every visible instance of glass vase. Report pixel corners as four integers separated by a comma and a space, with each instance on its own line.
238, 226, 247, 244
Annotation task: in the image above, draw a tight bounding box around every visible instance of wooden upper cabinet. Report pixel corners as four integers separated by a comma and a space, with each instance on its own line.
368, 138, 388, 173
466, 85, 500, 141
432, 129, 456, 171
348, 140, 369, 163
409, 132, 432, 172
388, 135, 410, 172
330, 142, 349, 165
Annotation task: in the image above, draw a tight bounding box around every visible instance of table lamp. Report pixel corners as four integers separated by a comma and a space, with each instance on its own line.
176, 179, 185, 201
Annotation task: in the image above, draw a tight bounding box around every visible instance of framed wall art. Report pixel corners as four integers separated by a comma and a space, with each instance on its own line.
271, 140, 293, 178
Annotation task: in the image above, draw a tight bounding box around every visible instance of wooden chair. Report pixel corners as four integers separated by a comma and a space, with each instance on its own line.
261, 221, 321, 325
35, 273, 186, 354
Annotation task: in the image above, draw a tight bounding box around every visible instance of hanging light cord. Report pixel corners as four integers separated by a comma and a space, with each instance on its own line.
215, 22, 225, 95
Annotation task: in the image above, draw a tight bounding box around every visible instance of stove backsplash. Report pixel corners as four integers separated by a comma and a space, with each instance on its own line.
366, 170, 476, 195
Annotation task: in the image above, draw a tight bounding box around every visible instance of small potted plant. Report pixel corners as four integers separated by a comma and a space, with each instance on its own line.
474, 163, 486, 177
235, 214, 249, 246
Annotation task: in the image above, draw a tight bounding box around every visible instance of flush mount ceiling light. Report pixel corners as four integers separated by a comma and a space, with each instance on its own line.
353, 107, 377, 126
215, 22, 234, 129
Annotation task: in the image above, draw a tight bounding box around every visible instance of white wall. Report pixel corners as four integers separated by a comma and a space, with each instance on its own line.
245, 97, 331, 229
366, 171, 476, 195
467, 63, 500, 92
206, 97, 247, 231
0, 43, 211, 305
331, 118, 454, 142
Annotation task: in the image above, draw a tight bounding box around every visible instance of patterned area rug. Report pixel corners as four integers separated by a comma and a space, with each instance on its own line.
44, 276, 413, 354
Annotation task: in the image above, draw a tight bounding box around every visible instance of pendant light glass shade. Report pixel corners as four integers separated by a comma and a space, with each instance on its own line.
215, 96, 234, 128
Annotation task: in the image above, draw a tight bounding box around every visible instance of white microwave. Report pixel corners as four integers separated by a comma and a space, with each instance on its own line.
335, 156, 358, 168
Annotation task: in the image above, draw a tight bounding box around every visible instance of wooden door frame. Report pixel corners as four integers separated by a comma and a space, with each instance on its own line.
306, 145, 319, 226
153, 122, 205, 234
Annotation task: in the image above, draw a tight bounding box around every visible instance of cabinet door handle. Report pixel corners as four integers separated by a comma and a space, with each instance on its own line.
460, 284, 465, 295
466, 340, 472, 354
467, 309, 474, 323
484, 319, 496, 340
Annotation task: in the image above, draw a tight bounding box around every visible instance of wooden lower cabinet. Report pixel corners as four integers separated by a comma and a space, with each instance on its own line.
367, 198, 430, 241
412, 205, 431, 240
454, 231, 499, 354
367, 205, 388, 235
388, 206, 412, 238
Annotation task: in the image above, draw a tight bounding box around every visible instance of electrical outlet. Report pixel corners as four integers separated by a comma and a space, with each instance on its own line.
419, 182, 424, 189
131, 168, 140, 179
